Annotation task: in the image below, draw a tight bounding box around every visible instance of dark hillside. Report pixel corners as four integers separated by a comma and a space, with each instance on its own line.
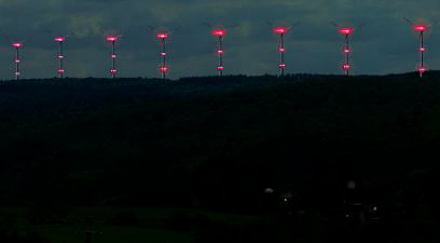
0, 73, 439, 212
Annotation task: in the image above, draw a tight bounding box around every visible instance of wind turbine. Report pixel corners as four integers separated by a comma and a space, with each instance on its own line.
149, 26, 181, 79
403, 18, 432, 78
205, 23, 238, 76
331, 22, 364, 76
106, 35, 121, 79
268, 21, 300, 76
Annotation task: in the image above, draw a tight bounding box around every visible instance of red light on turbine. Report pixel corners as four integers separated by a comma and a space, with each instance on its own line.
418, 67, 426, 73
274, 27, 287, 34
344, 48, 350, 53
414, 25, 427, 32
111, 54, 117, 59
15, 71, 20, 76
279, 63, 286, 69
107, 36, 118, 42
343, 64, 351, 70
161, 52, 167, 56
12, 43, 22, 48
339, 27, 354, 35
110, 69, 118, 74
217, 49, 224, 55
57, 69, 65, 73
213, 29, 226, 36
419, 47, 426, 52
217, 66, 224, 70
58, 55, 64, 59
157, 33, 168, 39
55, 37, 65, 42
15, 59, 20, 64
160, 66, 168, 73
279, 47, 285, 52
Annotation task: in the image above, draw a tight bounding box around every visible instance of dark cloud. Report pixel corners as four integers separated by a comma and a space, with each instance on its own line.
0, 0, 439, 79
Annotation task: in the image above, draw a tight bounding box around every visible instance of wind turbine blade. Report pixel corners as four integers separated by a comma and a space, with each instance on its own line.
265, 19, 274, 27
329, 21, 340, 27
403, 17, 414, 25
291, 21, 301, 27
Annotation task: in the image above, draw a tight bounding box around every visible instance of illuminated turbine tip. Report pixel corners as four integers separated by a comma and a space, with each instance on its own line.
107, 36, 118, 42
110, 69, 118, 74
344, 48, 350, 53
217, 66, 224, 70
217, 50, 224, 55
157, 33, 168, 39
279, 63, 286, 69
160, 66, 168, 73
419, 47, 426, 52
213, 29, 226, 36
339, 27, 354, 35
55, 37, 65, 42
58, 55, 64, 59
57, 69, 65, 73
279, 47, 286, 52
12, 43, 22, 48
274, 27, 287, 34
343, 64, 351, 70
418, 67, 426, 73
414, 25, 427, 32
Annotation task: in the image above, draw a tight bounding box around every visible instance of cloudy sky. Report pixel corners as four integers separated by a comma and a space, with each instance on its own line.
0, 0, 439, 80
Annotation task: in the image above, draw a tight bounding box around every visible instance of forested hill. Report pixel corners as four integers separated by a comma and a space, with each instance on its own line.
1, 73, 440, 208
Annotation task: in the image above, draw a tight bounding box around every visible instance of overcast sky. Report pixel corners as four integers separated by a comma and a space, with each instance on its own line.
0, 0, 439, 80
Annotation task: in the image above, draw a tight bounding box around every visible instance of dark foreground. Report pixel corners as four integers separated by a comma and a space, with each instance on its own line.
1, 73, 440, 242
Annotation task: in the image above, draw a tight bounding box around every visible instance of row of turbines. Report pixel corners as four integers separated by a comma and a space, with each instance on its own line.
3, 19, 433, 80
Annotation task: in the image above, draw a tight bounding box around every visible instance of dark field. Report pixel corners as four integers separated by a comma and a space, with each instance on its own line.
1, 73, 440, 242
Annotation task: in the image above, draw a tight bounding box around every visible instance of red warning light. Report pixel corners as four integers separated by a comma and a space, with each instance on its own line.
157, 33, 168, 39
419, 47, 426, 52
274, 27, 287, 34
279, 63, 286, 69
344, 48, 350, 53
279, 47, 285, 52
110, 69, 118, 74
339, 27, 354, 35
414, 25, 427, 32
12, 43, 22, 48
213, 29, 226, 36
418, 67, 426, 73
107, 36, 118, 42
160, 66, 168, 73
217, 66, 224, 70
217, 49, 224, 55
57, 69, 65, 73
343, 64, 351, 70
55, 37, 65, 42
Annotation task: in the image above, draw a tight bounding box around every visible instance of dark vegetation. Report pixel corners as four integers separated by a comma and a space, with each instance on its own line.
1, 73, 440, 242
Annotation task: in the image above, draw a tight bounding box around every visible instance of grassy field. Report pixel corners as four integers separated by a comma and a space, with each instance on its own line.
1, 207, 194, 243
0, 206, 279, 243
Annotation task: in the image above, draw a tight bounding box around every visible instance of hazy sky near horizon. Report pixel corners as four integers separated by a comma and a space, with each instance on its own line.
0, 0, 439, 79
